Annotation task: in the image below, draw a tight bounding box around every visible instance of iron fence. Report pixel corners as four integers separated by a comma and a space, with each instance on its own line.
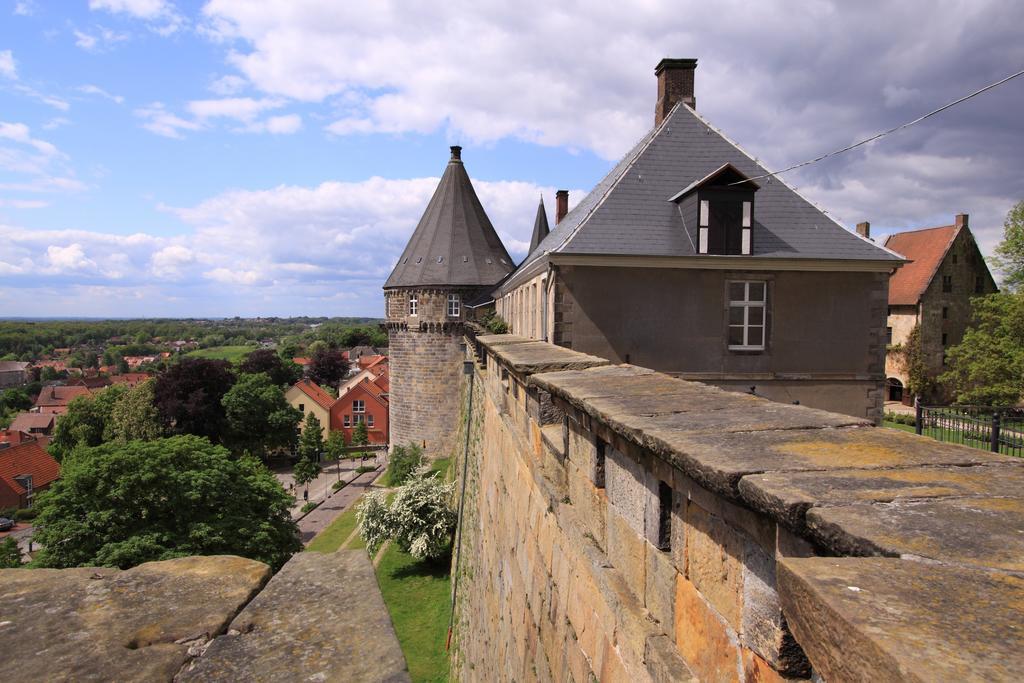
915, 403, 1024, 457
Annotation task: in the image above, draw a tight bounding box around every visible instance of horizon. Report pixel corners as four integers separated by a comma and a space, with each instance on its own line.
2, 1, 1023, 317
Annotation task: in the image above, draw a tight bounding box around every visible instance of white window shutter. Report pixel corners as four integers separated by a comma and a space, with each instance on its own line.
699, 227, 709, 254
741, 228, 751, 255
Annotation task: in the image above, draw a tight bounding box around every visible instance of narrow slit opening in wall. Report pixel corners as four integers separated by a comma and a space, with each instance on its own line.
657, 480, 672, 552
594, 438, 606, 489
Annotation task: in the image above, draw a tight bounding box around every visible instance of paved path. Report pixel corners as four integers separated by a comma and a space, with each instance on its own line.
297, 467, 384, 544
273, 454, 384, 519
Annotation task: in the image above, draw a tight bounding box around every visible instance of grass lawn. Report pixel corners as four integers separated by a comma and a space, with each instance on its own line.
305, 498, 366, 552
883, 420, 1020, 456
185, 345, 256, 363
378, 456, 453, 488
375, 543, 452, 683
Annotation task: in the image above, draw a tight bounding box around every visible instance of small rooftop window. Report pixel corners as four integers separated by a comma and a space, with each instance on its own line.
416, 257, 422, 263
670, 163, 758, 257
437, 256, 443, 263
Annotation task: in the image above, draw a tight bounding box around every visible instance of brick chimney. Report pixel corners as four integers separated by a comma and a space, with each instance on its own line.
450, 145, 462, 162
955, 213, 969, 229
655, 58, 697, 126
856, 221, 870, 238
555, 190, 569, 224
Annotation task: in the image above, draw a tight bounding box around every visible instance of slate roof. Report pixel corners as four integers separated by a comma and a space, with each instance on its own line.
503, 102, 901, 290
884, 225, 960, 305
0, 440, 60, 497
529, 198, 550, 254
385, 146, 515, 288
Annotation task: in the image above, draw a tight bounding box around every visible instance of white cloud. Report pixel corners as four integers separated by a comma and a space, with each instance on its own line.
0, 198, 47, 209
78, 84, 125, 104
74, 26, 130, 52
134, 102, 203, 138
187, 96, 283, 121
247, 113, 302, 134
11, 84, 69, 110
0, 50, 16, 79
13, 2, 36, 16
0, 170, 579, 316
42, 117, 71, 130
89, 0, 186, 35
0, 121, 62, 157
209, 74, 248, 95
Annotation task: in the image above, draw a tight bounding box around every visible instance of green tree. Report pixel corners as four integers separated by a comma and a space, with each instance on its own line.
32, 435, 300, 570
941, 292, 1024, 405
48, 385, 128, 461
108, 379, 162, 443
153, 358, 235, 442
297, 412, 324, 462
385, 442, 424, 487
0, 537, 21, 568
221, 373, 302, 458
237, 349, 302, 387
351, 419, 369, 460
324, 430, 347, 459
292, 455, 321, 500
992, 200, 1024, 291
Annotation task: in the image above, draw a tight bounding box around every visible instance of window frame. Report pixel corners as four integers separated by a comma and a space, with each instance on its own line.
352, 399, 365, 414
726, 280, 768, 352
409, 294, 418, 316
447, 293, 461, 317
343, 415, 350, 428
367, 414, 375, 428
942, 275, 953, 293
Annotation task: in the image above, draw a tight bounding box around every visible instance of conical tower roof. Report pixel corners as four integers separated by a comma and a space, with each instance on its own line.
385, 146, 515, 288
529, 197, 550, 254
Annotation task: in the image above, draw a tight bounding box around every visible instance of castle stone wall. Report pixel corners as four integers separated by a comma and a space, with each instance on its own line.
451, 331, 1024, 681
388, 327, 463, 454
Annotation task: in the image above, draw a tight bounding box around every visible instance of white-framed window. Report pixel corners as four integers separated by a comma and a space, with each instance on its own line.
355, 414, 364, 424
698, 199, 710, 254
409, 295, 418, 316
343, 415, 350, 428
368, 414, 375, 427
447, 293, 460, 317
353, 399, 365, 414
727, 281, 766, 351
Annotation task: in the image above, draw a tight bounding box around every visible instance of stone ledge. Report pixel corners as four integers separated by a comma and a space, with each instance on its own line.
178, 550, 409, 682
477, 337, 609, 374
778, 556, 1024, 682
0, 556, 271, 683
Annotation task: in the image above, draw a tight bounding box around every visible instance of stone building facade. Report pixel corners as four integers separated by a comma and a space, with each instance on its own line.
883, 214, 998, 403
495, 59, 904, 423
383, 147, 514, 453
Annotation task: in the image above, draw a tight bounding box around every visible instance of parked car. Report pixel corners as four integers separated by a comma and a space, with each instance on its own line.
0, 517, 14, 532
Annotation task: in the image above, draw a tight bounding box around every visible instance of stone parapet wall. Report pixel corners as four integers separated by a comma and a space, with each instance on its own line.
451, 332, 1024, 681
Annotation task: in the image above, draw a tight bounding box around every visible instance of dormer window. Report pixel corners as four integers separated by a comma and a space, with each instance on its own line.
670, 163, 758, 256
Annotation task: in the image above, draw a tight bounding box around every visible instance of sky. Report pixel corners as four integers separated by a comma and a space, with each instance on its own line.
1, 0, 1022, 318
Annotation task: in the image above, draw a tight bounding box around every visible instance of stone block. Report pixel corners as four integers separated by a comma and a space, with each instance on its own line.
568, 461, 608, 551
778, 556, 1024, 683
606, 505, 647, 601
741, 538, 809, 677
685, 499, 745, 631
645, 634, 698, 682
645, 542, 678, 636
606, 442, 650, 535
674, 575, 740, 683
0, 556, 272, 683
741, 648, 791, 683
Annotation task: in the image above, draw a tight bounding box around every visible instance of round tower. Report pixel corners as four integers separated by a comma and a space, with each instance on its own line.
384, 146, 514, 454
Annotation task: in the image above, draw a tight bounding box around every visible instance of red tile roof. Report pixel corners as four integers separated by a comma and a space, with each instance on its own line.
884, 225, 960, 306
358, 354, 388, 370
292, 357, 312, 366
8, 413, 55, 433
0, 440, 60, 497
109, 373, 152, 388
292, 379, 335, 411
0, 430, 34, 447
34, 385, 92, 408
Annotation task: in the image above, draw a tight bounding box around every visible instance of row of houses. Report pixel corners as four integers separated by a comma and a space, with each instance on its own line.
285, 354, 390, 447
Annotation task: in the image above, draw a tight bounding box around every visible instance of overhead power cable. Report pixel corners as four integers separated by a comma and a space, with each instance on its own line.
733, 67, 1024, 185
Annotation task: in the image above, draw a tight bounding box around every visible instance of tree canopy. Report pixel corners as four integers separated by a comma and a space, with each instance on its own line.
32, 435, 301, 570
237, 349, 303, 387
108, 379, 162, 443
942, 291, 1024, 405
48, 385, 128, 461
308, 347, 349, 388
153, 358, 235, 441
221, 372, 302, 458
993, 200, 1024, 291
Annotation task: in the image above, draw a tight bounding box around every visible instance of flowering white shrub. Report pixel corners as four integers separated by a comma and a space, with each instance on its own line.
357, 465, 457, 560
